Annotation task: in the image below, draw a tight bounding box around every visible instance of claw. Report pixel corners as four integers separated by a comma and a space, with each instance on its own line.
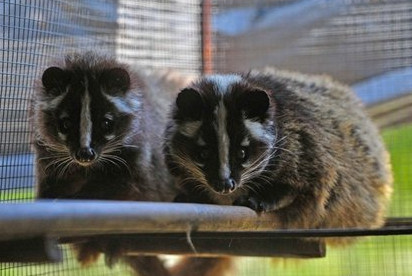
103, 241, 125, 268
233, 196, 276, 214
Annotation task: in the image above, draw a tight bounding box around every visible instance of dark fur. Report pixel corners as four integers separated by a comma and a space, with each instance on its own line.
164, 69, 393, 275
32, 52, 177, 275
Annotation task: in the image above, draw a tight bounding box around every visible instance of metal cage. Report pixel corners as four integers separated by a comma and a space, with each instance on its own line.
1, 0, 412, 275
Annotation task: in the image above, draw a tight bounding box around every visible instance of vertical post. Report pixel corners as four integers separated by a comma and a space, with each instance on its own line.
0, 237, 62, 263
201, 0, 213, 74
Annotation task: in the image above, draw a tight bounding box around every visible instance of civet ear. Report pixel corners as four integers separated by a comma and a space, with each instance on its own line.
176, 88, 204, 120
42, 67, 70, 95
239, 89, 270, 119
101, 67, 131, 94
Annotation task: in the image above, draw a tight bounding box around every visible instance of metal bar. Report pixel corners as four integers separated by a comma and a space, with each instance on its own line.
61, 234, 326, 258
0, 236, 62, 263
0, 200, 277, 240
1, 201, 412, 242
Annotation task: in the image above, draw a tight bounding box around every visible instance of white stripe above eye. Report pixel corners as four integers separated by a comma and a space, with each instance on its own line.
80, 77, 92, 148
216, 100, 230, 179
197, 136, 206, 146
244, 119, 275, 144
103, 93, 138, 114
179, 121, 202, 138
40, 87, 69, 111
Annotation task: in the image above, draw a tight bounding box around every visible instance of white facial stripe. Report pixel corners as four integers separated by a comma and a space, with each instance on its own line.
205, 74, 242, 95
244, 119, 274, 143
242, 160, 252, 169
104, 113, 114, 121
80, 77, 92, 148
105, 134, 115, 140
241, 136, 250, 147
58, 133, 67, 141
179, 121, 202, 138
216, 100, 230, 179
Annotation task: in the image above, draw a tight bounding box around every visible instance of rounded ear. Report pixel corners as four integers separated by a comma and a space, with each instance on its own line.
176, 88, 203, 120
240, 89, 270, 119
101, 67, 130, 94
42, 67, 69, 94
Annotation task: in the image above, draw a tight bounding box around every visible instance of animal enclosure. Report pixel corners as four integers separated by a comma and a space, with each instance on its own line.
1, 0, 412, 275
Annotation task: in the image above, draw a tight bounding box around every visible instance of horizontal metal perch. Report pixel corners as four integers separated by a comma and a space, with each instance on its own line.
0, 200, 282, 240
0, 236, 62, 263
0, 200, 326, 262
1, 201, 411, 240
1, 200, 411, 263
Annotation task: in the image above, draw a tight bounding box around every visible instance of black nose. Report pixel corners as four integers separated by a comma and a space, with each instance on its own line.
75, 147, 97, 163
218, 178, 237, 194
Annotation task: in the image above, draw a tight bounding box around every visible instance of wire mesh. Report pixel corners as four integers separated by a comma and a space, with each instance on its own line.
211, 0, 412, 275
0, 0, 201, 202
0, 0, 201, 275
213, 0, 412, 85
213, 0, 412, 218
1, 0, 412, 275
234, 235, 412, 276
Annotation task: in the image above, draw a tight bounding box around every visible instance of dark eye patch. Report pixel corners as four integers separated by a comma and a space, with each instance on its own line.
101, 114, 115, 134
56, 111, 71, 135
196, 146, 209, 163
58, 117, 72, 134
237, 146, 249, 163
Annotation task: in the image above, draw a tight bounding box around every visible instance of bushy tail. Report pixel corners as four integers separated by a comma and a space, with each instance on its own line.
170, 257, 233, 276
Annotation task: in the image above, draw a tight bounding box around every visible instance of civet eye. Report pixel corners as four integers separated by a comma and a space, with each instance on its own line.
238, 147, 249, 163
58, 118, 71, 134
101, 117, 114, 133
197, 147, 209, 163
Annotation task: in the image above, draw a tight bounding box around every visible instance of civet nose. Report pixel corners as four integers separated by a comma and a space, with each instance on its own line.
220, 178, 237, 194
75, 147, 97, 163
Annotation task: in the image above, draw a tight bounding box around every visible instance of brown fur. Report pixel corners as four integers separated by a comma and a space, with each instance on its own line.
245, 68, 393, 231
171, 257, 233, 276
164, 68, 393, 275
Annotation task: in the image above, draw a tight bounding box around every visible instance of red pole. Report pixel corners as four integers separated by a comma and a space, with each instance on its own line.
202, 0, 213, 74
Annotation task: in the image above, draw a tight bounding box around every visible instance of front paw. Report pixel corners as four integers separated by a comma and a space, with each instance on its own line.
72, 242, 102, 266
103, 241, 126, 268
233, 196, 275, 214
174, 193, 191, 203
174, 192, 212, 204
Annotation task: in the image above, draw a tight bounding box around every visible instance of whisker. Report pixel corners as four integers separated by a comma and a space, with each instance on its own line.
105, 155, 130, 169
39, 153, 70, 161
122, 144, 140, 150
56, 159, 74, 179
179, 176, 211, 195
99, 156, 121, 168
100, 153, 132, 175
44, 156, 72, 172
